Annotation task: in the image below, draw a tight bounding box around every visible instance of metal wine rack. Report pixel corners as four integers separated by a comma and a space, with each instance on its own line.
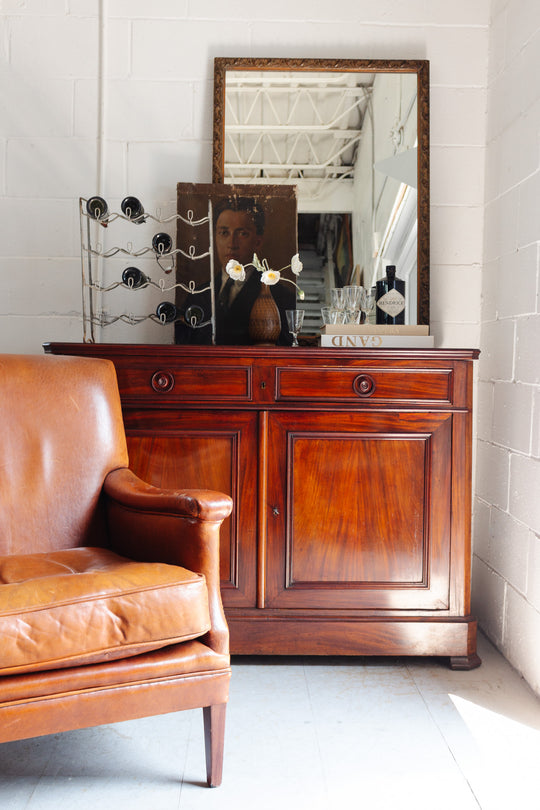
79, 196, 216, 343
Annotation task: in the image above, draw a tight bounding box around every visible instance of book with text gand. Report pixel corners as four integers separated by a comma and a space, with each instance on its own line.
320, 324, 434, 348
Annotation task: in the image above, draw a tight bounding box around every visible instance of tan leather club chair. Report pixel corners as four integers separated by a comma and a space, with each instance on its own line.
0, 354, 233, 787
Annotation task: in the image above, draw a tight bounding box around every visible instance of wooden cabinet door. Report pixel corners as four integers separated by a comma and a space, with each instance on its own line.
265, 410, 454, 611
123, 409, 258, 607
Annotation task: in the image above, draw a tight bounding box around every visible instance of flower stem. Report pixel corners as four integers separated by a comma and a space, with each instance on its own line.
280, 277, 305, 299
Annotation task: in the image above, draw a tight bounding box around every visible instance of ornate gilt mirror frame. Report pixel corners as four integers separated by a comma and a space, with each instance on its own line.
212, 57, 430, 325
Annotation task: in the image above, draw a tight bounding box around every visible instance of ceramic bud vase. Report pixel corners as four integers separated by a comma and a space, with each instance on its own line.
248, 283, 281, 345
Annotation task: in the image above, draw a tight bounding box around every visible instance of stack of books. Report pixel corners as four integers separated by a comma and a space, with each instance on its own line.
320, 324, 434, 348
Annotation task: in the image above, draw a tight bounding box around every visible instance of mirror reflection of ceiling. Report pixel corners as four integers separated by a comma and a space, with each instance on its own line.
217, 61, 428, 325
224, 71, 375, 204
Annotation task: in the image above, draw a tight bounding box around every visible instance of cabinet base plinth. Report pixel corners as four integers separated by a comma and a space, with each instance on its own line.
228, 616, 479, 667
449, 653, 482, 670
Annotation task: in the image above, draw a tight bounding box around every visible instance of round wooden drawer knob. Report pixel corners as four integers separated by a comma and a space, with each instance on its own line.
151, 370, 175, 393
353, 373, 376, 397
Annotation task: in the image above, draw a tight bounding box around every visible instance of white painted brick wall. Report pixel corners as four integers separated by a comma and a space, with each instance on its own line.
488, 509, 530, 594
472, 557, 506, 645
474, 0, 540, 695
9, 16, 100, 78
492, 382, 533, 453
476, 440, 510, 511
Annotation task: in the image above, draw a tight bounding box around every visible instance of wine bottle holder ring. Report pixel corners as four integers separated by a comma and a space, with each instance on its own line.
353, 373, 376, 397
79, 196, 213, 342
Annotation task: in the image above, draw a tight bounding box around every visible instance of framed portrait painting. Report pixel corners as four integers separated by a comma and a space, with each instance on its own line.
174, 182, 298, 345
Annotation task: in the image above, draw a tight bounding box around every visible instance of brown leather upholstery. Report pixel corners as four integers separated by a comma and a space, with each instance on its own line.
0, 354, 233, 787
0, 547, 212, 675
0, 354, 129, 555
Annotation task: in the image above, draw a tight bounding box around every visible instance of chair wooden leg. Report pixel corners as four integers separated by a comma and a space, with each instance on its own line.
203, 703, 227, 787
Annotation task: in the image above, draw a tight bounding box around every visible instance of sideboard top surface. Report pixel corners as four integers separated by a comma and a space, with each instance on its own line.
44, 343, 480, 364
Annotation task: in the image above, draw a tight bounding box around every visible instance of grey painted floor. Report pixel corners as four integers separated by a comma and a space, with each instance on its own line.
1, 633, 539, 810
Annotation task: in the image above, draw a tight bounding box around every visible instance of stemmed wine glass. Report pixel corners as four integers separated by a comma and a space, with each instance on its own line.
364, 288, 377, 323
344, 285, 366, 312
330, 288, 346, 310
286, 309, 304, 347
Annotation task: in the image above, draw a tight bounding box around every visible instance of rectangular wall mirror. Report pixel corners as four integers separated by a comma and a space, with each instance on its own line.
213, 58, 430, 329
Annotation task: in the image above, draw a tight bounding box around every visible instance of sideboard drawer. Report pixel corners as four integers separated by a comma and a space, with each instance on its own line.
275, 366, 453, 405
113, 362, 252, 403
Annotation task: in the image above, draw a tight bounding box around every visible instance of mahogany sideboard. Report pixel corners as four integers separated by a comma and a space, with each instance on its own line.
45, 343, 481, 669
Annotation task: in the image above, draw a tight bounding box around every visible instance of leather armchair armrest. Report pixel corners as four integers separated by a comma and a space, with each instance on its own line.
104, 467, 233, 522
103, 467, 233, 654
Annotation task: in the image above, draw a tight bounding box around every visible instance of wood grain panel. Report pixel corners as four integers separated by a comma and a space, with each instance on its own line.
124, 409, 258, 608
265, 410, 452, 611
116, 363, 252, 402
127, 434, 233, 578
289, 435, 426, 583
276, 367, 452, 404
228, 616, 478, 661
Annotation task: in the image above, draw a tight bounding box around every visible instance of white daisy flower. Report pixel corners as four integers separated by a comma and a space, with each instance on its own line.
291, 254, 303, 276
261, 270, 280, 286
225, 259, 246, 281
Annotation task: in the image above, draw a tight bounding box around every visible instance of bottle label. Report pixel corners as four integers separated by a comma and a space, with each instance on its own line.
377, 290, 405, 317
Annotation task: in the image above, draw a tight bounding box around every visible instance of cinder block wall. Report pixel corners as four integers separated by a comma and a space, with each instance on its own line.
472, 0, 540, 694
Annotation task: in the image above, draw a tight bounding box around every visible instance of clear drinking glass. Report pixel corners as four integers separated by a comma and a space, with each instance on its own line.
343, 285, 365, 311
330, 288, 346, 310
321, 307, 346, 325
321, 307, 332, 325
286, 309, 304, 346
364, 287, 377, 324
345, 308, 362, 325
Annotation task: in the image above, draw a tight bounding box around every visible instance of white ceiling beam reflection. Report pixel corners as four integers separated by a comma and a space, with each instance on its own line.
224, 75, 372, 201
224, 132, 361, 174
225, 74, 374, 88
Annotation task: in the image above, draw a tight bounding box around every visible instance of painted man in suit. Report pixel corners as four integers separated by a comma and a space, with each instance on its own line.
176, 196, 293, 345
213, 197, 264, 344
214, 196, 293, 345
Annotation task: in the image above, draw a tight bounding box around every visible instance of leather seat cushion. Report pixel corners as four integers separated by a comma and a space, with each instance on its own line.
0, 547, 211, 676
